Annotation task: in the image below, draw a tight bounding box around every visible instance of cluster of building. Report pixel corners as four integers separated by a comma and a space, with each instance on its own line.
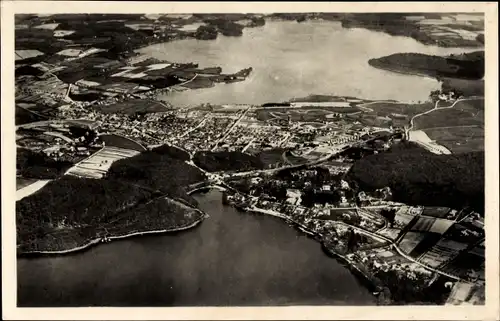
222, 169, 484, 305
56, 105, 199, 147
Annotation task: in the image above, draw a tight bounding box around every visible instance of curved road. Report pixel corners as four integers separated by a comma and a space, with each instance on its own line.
245, 202, 462, 281
408, 97, 484, 132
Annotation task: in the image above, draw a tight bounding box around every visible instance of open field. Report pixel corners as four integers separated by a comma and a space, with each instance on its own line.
411, 216, 455, 234
378, 228, 401, 241
415, 98, 484, 130
283, 151, 309, 165
356, 101, 434, 128
452, 99, 484, 114
15, 106, 49, 125
415, 99, 484, 153
415, 108, 483, 130
347, 113, 393, 128
256, 148, 286, 167
418, 238, 468, 268
399, 231, 426, 254
290, 102, 352, 108
424, 125, 484, 153
364, 102, 434, 119
65, 146, 140, 179
394, 212, 415, 229
442, 252, 484, 279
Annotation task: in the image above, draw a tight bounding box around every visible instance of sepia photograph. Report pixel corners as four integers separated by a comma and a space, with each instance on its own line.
2, 1, 499, 320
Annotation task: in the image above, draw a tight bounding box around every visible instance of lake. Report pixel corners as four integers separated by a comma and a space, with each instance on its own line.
17, 190, 376, 306
139, 20, 479, 107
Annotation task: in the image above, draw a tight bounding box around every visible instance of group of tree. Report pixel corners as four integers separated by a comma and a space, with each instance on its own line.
380, 208, 397, 227
373, 269, 453, 304
17, 148, 73, 179
149, 144, 191, 161
346, 228, 368, 252
107, 147, 206, 206
347, 143, 484, 213
16, 175, 204, 253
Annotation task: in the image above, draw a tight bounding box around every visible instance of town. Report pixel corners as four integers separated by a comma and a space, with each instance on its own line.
14, 13, 485, 307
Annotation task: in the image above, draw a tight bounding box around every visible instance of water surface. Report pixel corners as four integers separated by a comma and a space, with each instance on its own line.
18, 191, 376, 306
139, 20, 479, 107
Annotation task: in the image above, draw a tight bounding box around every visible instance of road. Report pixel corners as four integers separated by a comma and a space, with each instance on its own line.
247, 202, 462, 281
241, 138, 255, 153
211, 105, 253, 151
171, 73, 199, 89
408, 97, 483, 132
179, 113, 210, 139
408, 99, 440, 132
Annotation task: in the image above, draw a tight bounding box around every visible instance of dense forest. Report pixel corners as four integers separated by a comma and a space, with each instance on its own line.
193, 151, 265, 172
17, 148, 73, 179
368, 51, 484, 80
16, 177, 204, 253
17, 177, 153, 252
441, 77, 484, 97
16, 145, 207, 253
347, 143, 484, 213
107, 148, 206, 205
149, 144, 191, 161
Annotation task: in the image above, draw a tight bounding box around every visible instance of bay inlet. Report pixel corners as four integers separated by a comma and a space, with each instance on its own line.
17, 190, 376, 306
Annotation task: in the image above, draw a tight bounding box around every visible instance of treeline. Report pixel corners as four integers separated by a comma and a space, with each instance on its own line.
103, 197, 204, 237
368, 51, 484, 80
17, 148, 73, 179
107, 147, 206, 205
17, 177, 154, 231
17, 143, 208, 253
16, 177, 154, 252
441, 77, 484, 97
373, 269, 453, 305
193, 151, 265, 172
194, 15, 265, 40
16, 176, 204, 253
347, 144, 484, 213
149, 144, 191, 161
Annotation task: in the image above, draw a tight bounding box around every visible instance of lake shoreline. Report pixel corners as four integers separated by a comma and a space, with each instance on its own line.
141, 20, 478, 106
367, 61, 439, 80
17, 216, 207, 258
244, 206, 389, 305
